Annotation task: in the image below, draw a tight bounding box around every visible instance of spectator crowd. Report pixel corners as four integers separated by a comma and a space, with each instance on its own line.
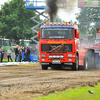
0, 47, 5, 62
15, 45, 30, 62
0, 45, 38, 62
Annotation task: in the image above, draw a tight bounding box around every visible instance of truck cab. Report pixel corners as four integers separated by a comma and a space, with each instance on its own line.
37, 22, 79, 70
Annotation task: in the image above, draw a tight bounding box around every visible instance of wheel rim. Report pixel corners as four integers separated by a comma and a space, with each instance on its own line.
85, 60, 88, 69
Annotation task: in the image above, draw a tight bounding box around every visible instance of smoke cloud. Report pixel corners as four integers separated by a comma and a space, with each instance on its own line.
45, 0, 58, 22
45, 0, 77, 22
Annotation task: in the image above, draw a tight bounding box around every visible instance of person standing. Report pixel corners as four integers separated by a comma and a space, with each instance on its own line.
17, 46, 20, 62
33, 46, 38, 55
15, 45, 19, 62
7, 48, 13, 62
19, 49, 22, 62
0, 48, 1, 61
24, 46, 28, 61
24, 47, 30, 61
22, 47, 25, 61
0, 47, 4, 62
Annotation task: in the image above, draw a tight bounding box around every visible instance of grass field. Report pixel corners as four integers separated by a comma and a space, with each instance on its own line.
2, 59, 14, 62
31, 83, 100, 100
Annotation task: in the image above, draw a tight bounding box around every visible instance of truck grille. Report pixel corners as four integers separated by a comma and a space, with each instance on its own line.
41, 44, 72, 52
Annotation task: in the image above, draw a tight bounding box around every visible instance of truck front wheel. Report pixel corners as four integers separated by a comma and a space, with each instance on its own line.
42, 65, 48, 70
72, 55, 78, 71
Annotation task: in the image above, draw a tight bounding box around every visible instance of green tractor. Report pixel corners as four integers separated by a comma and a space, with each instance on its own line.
0, 38, 13, 51
19, 39, 32, 47
19, 39, 36, 54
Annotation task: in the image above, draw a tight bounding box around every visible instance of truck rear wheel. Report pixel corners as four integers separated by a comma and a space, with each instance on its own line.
87, 50, 95, 69
91, 52, 95, 69
42, 65, 48, 70
72, 55, 78, 71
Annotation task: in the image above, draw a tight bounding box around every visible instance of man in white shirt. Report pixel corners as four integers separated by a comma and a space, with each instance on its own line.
7, 48, 13, 62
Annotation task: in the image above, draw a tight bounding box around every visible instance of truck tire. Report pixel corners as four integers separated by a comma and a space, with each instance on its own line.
72, 55, 78, 71
42, 65, 48, 70
87, 50, 95, 69
91, 52, 95, 69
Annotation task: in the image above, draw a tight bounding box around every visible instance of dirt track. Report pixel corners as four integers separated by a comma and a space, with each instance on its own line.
0, 64, 100, 100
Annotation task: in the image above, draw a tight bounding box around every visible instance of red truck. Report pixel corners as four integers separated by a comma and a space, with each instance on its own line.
37, 21, 98, 70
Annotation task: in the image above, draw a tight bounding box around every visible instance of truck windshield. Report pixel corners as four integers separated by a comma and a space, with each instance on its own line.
41, 28, 73, 39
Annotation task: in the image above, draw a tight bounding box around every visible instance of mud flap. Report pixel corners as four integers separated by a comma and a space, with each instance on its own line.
78, 55, 88, 70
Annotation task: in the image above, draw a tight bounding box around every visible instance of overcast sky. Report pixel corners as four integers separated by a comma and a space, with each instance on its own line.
0, 0, 80, 22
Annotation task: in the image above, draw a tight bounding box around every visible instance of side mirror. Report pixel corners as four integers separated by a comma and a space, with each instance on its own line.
37, 31, 40, 39
76, 32, 79, 38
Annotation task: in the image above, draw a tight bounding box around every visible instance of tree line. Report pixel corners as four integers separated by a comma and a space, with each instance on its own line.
0, 0, 64, 41
76, 4, 100, 37
1, 0, 98, 41
0, 0, 42, 41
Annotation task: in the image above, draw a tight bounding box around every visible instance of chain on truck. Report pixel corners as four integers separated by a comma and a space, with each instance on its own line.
37, 21, 99, 70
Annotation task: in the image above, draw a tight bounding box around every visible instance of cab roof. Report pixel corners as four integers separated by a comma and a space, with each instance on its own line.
41, 25, 78, 29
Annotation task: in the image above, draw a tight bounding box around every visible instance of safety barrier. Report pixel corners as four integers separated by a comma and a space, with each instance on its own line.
0, 62, 38, 66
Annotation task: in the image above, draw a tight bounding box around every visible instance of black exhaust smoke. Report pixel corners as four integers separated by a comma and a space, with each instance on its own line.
45, 0, 58, 22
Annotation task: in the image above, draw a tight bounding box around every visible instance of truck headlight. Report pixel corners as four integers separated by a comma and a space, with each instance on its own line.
68, 54, 72, 57
41, 54, 45, 57
56, 56, 60, 58
60, 55, 64, 58
68, 59, 72, 61
53, 55, 56, 58
49, 56, 52, 58
42, 59, 45, 61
